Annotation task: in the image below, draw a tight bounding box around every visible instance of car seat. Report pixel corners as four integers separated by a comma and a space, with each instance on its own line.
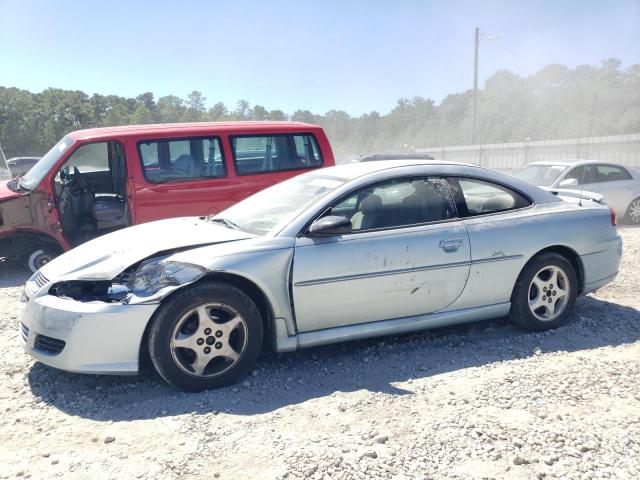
482, 194, 515, 213
174, 154, 197, 177
350, 194, 382, 230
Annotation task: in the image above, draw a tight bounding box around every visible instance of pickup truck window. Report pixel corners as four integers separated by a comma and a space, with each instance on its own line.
231, 134, 322, 175
138, 137, 226, 183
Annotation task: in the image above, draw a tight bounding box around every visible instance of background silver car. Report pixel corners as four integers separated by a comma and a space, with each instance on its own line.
513, 160, 640, 224
7, 156, 40, 177
20, 160, 622, 391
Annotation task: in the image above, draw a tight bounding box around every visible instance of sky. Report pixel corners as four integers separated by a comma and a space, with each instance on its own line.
1, 0, 639, 116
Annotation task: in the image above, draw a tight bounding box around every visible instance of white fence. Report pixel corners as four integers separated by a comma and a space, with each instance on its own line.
415, 134, 640, 170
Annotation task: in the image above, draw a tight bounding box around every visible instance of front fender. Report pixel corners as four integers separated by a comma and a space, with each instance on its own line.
162, 245, 297, 333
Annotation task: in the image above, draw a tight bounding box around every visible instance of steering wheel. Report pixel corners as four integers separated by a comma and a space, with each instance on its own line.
73, 166, 92, 192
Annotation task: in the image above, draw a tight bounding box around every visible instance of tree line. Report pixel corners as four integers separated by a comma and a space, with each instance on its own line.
1, 58, 638, 159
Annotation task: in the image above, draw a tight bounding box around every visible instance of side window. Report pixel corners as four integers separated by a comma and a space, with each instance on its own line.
595, 164, 632, 182
231, 134, 322, 175
453, 178, 531, 216
59, 142, 109, 176
327, 177, 456, 232
138, 137, 226, 183
564, 165, 598, 185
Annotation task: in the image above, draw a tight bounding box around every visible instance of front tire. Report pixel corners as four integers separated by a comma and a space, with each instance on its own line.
27, 248, 60, 273
509, 253, 577, 331
148, 281, 263, 392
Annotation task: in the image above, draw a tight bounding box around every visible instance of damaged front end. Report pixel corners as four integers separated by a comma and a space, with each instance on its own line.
47, 257, 208, 305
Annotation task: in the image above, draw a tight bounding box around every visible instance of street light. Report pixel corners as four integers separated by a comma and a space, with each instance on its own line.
471, 28, 501, 145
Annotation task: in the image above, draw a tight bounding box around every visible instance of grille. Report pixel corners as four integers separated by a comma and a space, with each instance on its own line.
34, 271, 49, 289
34, 334, 66, 355
19, 322, 29, 342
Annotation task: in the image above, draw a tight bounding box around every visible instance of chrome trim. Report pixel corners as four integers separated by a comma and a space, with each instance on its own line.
471, 254, 524, 265
293, 254, 523, 287
34, 271, 49, 289
19, 322, 29, 343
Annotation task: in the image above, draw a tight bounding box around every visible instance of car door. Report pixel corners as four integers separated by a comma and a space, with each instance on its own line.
291, 177, 471, 332
592, 164, 635, 214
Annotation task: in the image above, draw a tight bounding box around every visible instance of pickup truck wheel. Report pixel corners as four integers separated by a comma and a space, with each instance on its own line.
148, 281, 263, 392
626, 197, 640, 225
27, 248, 59, 273
509, 253, 577, 331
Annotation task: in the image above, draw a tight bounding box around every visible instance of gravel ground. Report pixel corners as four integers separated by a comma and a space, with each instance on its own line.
1, 227, 638, 480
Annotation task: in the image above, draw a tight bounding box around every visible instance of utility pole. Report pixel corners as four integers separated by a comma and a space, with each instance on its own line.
471, 27, 479, 146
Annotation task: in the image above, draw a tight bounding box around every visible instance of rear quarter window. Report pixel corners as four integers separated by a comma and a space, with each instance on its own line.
450, 177, 532, 216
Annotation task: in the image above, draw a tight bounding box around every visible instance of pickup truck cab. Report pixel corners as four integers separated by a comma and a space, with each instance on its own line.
0, 122, 334, 271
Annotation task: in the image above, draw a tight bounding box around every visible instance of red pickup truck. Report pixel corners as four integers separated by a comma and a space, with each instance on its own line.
0, 122, 334, 271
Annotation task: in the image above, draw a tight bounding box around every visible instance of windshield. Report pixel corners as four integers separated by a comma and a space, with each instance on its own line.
213, 173, 348, 235
20, 136, 74, 190
512, 164, 568, 187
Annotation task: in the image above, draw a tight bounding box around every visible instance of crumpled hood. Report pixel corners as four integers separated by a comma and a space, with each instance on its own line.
0, 179, 23, 202
40, 217, 255, 281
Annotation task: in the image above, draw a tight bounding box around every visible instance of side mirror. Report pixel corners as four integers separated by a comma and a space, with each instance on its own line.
559, 178, 578, 188
308, 215, 352, 236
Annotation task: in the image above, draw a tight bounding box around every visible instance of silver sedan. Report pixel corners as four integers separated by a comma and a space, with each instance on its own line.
512, 160, 640, 224
19, 160, 622, 391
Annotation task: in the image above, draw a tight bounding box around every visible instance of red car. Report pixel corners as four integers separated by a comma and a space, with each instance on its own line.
0, 122, 334, 271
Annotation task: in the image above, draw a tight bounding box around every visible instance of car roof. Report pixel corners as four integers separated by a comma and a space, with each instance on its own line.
316, 159, 515, 181
67, 121, 322, 141
357, 153, 435, 161
317, 159, 475, 180
527, 159, 626, 167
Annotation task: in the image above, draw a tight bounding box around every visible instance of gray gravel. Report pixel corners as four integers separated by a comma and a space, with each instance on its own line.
1, 227, 639, 479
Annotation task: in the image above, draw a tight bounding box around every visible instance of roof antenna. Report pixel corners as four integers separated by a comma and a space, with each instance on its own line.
578, 162, 586, 207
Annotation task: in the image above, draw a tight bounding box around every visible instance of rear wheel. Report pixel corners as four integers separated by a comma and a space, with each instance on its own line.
148, 281, 263, 392
626, 197, 640, 225
509, 253, 577, 331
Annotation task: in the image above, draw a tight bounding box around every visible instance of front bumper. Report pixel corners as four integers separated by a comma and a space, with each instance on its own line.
19, 293, 158, 375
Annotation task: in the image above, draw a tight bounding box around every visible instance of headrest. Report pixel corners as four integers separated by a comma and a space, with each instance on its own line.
360, 194, 382, 214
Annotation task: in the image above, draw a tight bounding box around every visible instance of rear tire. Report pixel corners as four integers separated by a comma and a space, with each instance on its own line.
509, 253, 577, 331
148, 281, 263, 392
626, 197, 640, 225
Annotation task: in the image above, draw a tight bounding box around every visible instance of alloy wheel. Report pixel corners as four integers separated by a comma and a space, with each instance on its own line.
528, 265, 570, 321
170, 303, 248, 377
629, 198, 640, 224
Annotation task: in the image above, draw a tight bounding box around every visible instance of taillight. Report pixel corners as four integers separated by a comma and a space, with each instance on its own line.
610, 207, 617, 226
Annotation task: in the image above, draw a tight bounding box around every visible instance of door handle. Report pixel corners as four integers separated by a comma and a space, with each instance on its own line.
439, 239, 464, 252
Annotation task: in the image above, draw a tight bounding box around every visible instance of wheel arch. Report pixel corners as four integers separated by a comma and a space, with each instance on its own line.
137, 271, 276, 370
523, 245, 585, 294
0, 229, 64, 260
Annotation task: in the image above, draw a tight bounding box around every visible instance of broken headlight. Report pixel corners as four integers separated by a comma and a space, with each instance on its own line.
130, 258, 207, 298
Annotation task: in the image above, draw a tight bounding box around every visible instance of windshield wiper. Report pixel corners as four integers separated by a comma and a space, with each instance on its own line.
208, 217, 241, 230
